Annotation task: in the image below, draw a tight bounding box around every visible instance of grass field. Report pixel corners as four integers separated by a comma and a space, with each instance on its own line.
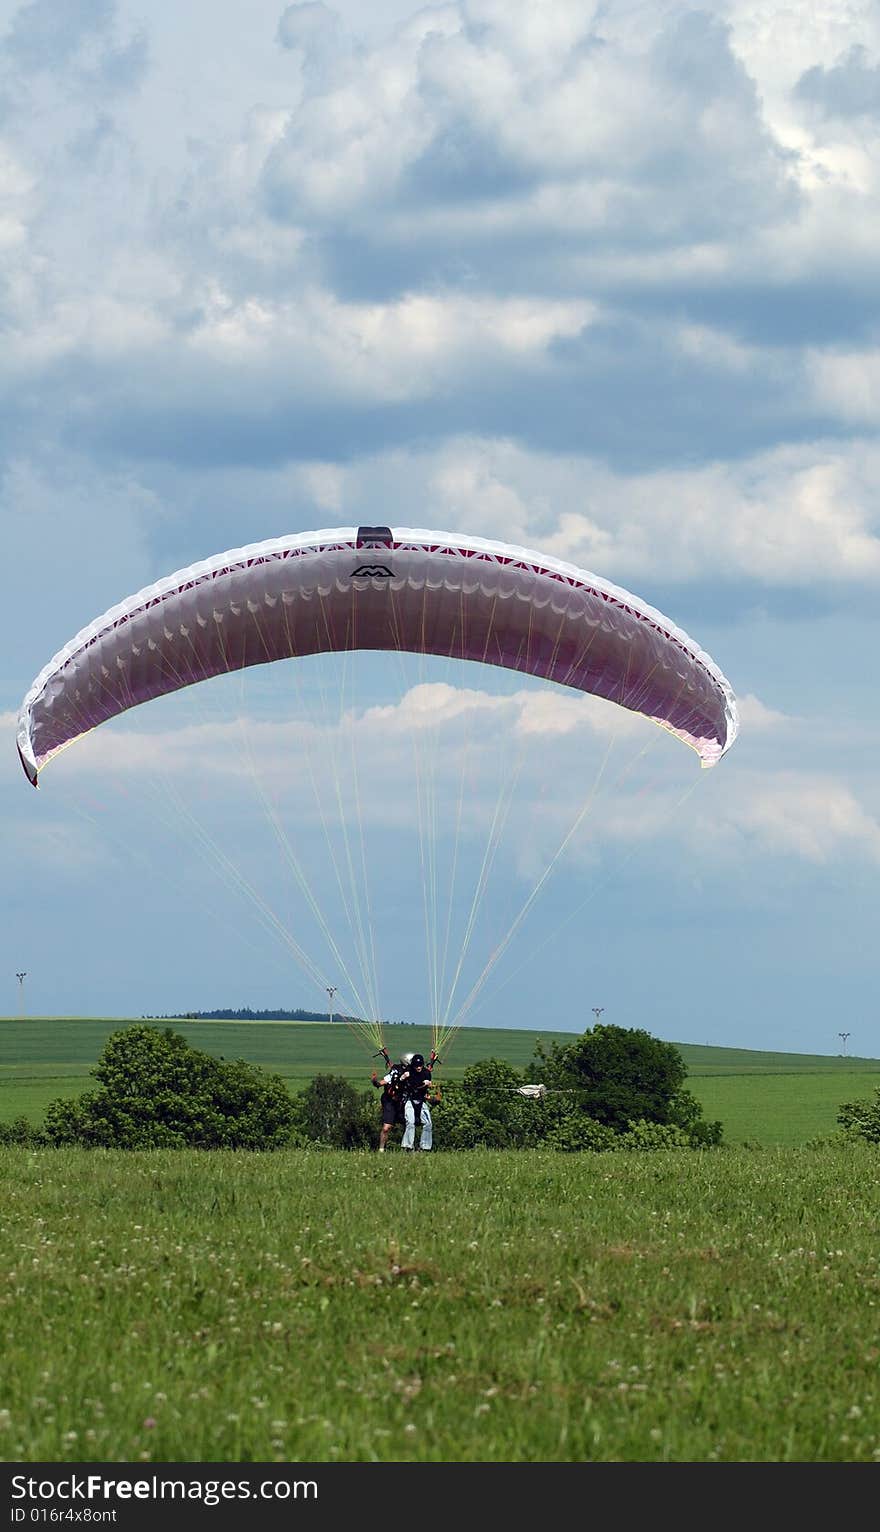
3, 1020, 880, 1464
2, 1144, 880, 1463
1, 1017, 878, 1146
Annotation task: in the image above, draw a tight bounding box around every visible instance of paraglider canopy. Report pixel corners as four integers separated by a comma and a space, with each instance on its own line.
16, 526, 738, 788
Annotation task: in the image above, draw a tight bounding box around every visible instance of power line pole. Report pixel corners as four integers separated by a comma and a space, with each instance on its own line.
839, 1031, 850, 1057
326, 986, 337, 1026
16, 972, 27, 1019
592, 1006, 604, 1026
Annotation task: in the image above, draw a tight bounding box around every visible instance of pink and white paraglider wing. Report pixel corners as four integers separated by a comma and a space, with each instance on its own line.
16, 526, 738, 785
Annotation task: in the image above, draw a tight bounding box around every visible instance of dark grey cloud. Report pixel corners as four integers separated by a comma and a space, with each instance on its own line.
3, 0, 114, 73
643, 577, 875, 638
18, 303, 829, 479
795, 44, 880, 120
614, 279, 880, 350
472, 316, 832, 469
402, 118, 540, 206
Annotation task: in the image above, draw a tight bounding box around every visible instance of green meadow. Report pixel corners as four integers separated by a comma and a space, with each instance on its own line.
2, 1145, 880, 1463
3, 1019, 880, 1463
1, 1016, 878, 1146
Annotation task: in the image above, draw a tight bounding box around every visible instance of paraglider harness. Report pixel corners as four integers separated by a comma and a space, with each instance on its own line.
372, 1046, 441, 1125
399, 1050, 440, 1121
372, 1047, 405, 1126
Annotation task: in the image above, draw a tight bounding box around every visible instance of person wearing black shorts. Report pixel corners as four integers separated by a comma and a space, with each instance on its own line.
371, 1061, 403, 1151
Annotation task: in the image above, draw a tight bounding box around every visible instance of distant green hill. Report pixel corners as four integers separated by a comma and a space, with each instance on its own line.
1, 1017, 878, 1145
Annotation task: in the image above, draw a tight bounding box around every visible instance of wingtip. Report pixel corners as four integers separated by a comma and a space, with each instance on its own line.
17, 741, 39, 788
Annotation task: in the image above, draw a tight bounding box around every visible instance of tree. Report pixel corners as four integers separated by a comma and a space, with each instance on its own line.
43, 1025, 297, 1149
532, 1023, 722, 1145
292, 1074, 375, 1149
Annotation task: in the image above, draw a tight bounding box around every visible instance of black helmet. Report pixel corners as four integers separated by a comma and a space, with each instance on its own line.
411, 1053, 425, 1069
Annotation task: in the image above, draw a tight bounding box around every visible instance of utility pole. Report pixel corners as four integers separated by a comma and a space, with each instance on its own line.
16, 972, 27, 1018
592, 1006, 604, 1025
326, 986, 337, 1025
839, 1031, 850, 1057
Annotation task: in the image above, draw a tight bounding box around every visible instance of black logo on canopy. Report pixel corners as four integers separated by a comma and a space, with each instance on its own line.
353, 525, 394, 579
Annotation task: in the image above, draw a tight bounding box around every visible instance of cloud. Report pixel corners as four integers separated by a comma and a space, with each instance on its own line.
5, 295, 818, 474
718, 770, 880, 864
40, 678, 633, 789
272, 434, 880, 589
260, 4, 797, 249
3, 0, 879, 491
0, 0, 879, 1040
1, 0, 148, 100
25, 673, 866, 877
809, 346, 880, 427
795, 45, 880, 120
734, 694, 792, 731
276, 2, 344, 74
0, 138, 33, 249
3, 0, 115, 74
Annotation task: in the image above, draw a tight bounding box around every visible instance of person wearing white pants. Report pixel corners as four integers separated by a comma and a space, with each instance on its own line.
400, 1052, 434, 1150
402, 1096, 432, 1151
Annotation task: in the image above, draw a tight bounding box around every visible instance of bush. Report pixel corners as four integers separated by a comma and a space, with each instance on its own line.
292, 1075, 376, 1149
43, 1025, 297, 1149
543, 1113, 616, 1153
837, 1087, 880, 1144
617, 1120, 692, 1150
667, 1087, 723, 1147
439, 1105, 511, 1150
0, 1115, 46, 1146
438, 1059, 621, 1151
439, 1059, 542, 1149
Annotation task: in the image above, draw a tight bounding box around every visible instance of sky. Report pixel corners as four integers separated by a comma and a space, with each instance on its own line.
2, 0, 880, 1057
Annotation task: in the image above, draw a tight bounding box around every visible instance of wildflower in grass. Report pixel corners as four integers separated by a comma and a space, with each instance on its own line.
143, 1418, 156, 1430
0, 1410, 10, 1430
